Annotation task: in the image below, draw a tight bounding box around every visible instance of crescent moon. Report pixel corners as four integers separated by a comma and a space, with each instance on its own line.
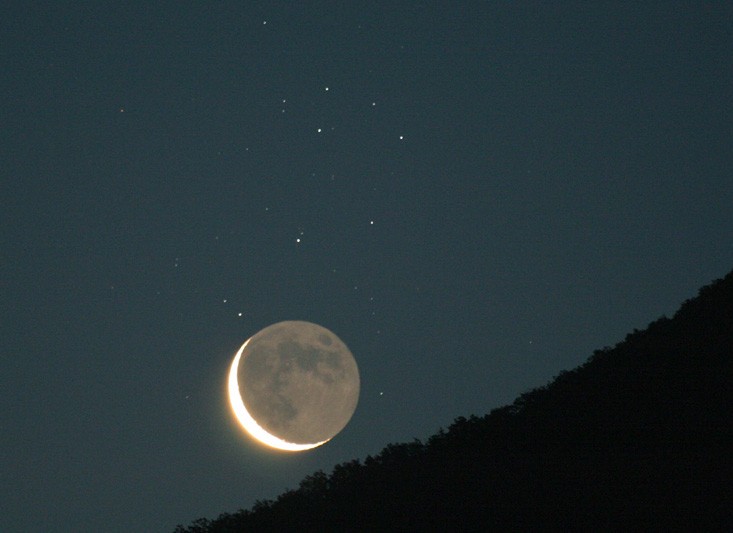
227, 337, 329, 452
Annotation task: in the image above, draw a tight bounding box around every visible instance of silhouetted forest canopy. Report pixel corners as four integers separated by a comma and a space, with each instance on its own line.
175, 270, 732, 531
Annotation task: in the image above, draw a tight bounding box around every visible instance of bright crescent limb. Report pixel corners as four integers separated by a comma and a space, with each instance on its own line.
227, 339, 329, 452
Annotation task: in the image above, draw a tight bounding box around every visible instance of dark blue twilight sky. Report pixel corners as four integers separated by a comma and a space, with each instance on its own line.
2, 2, 732, 531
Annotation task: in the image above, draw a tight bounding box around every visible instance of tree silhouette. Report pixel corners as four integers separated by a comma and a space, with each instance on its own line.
175, 269, 733, 531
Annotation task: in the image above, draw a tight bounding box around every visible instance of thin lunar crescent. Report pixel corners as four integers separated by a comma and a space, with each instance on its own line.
228, 338, 326, 451
227, 321, 360, 452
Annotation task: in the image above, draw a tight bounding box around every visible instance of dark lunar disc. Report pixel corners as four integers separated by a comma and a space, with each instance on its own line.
237, 321, 360, 445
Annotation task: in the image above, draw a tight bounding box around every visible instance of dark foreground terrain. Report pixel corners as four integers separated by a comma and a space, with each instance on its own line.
175, 270, 732, 531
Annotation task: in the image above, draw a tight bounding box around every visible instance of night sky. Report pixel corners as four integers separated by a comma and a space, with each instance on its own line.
2, 3, 732, 531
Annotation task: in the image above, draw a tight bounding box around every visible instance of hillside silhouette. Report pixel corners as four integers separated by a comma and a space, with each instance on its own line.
175, 270, 732, 532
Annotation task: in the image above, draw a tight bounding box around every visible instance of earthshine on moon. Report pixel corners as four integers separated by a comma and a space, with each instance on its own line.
228, 321, 360, 452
